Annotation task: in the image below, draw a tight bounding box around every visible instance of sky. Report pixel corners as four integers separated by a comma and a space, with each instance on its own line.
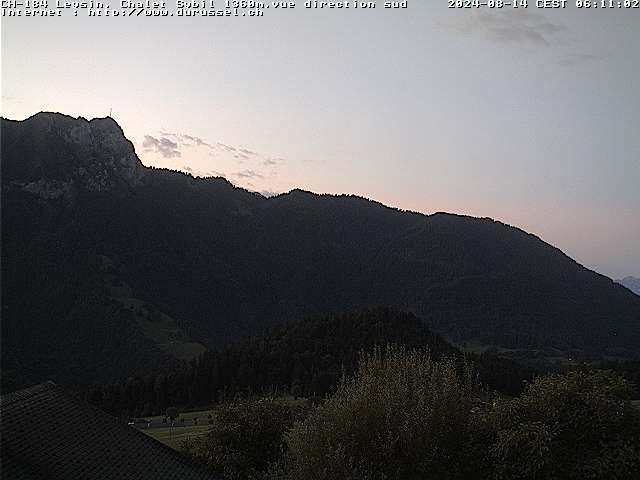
1, 4, 639, 279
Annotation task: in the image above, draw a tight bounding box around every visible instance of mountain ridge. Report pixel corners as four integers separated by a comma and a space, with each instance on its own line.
2, 112, 639, 387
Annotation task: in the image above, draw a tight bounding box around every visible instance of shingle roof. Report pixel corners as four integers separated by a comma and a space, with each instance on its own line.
0, 382, 215, 479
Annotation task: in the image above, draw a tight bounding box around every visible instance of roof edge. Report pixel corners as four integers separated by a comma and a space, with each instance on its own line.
0, 381, 57, 407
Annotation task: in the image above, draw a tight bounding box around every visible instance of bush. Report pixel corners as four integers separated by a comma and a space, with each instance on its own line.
490, 370, 640, 480
281, 345, 476, 480
184, 398, 307, 480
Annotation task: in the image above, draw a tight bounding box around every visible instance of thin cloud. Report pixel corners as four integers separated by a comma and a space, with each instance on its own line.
238, 148, 257, 156
263, 157, 284, 166
145, 130, 287, 181
183, 134, 210, 146
160, 131, 214, 150
446, 10, 567, 47
556, 53, 602, 67
233, 169, 264, 179
217, 142, 237, 152
152, 130, 286, 166
142, 135, 181, 158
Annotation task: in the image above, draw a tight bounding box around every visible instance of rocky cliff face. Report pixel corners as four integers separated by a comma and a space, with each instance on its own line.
2, 112, 145, 198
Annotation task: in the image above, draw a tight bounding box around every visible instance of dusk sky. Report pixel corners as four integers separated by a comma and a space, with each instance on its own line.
2, 4, 638, 279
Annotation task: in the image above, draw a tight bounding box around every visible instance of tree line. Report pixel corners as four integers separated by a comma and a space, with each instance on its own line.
86, 308, 535, 418
183, 345, 640, 480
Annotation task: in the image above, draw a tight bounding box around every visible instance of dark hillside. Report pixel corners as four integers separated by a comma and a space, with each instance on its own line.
88, 308, 534, 417
2, 112, 639, 388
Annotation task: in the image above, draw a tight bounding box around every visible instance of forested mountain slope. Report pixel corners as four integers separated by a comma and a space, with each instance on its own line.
2, 112, 639, 387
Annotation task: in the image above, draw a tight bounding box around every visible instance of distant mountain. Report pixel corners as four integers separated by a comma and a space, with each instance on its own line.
2, 112, 640, 388
618, 277, 640, 296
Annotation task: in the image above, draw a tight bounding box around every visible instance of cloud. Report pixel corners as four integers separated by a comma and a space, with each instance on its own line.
160, 131, 214, 150
446, 10, 567, 47
234, 153, 250, 161
556, 53, 602, 67
263, 157, 285, 166
142, 135, 181, 158
151, 130, 284, 165
239, 148, 257, 156
233, 169, 264, 179
217, 142, 237, 152
182, 134, 213, 149
158, 131, 253, 157
144, 130, 287, 182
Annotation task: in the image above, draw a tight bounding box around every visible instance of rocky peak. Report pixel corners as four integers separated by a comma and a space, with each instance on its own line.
1, 112, 145, 198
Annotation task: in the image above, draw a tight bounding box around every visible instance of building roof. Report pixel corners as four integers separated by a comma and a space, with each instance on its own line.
0, 382, 215, 480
